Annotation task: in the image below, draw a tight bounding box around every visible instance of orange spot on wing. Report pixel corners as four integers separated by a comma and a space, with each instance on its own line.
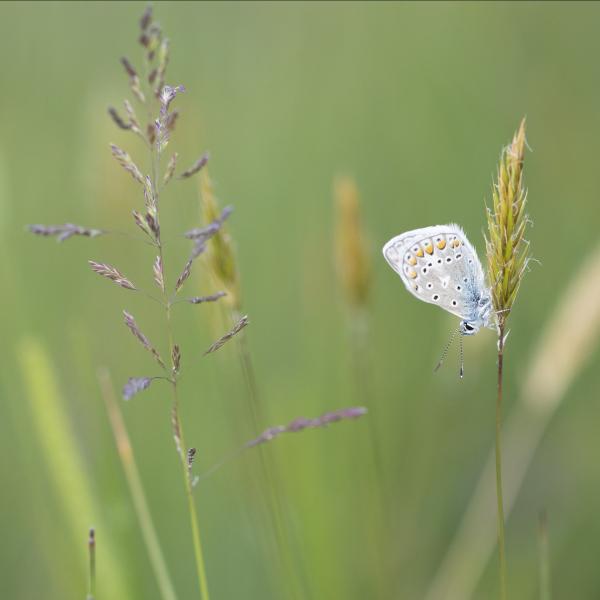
437, 239, 446, 250
424, 241, 434, 255
407, 255, 417, 266
415, 248, 424, 257
408, 270, 417, 279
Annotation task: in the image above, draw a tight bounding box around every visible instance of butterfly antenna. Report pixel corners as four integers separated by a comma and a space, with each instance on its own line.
434, 327, 459, 373
459, 333, 464, 379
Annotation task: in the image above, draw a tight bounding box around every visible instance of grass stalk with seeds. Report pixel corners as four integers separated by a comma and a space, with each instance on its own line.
485, 118, 530, 600
333, 175, 390, 592
29, 6, 368, 598
31, 7, 217, 598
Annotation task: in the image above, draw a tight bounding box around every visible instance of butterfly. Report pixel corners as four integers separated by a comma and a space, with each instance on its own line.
383, 225, 493, 374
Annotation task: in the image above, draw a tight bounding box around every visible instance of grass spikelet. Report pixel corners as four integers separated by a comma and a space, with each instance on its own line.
486, 118, 530, 330
163, 152, 178, 186
123, 376, 154, 400
153, 255, 165, 292
179, 153, 209, 180
246, 407, 367, 448
175, 259, 193, 293
89, 260, 136, 291
108, 106, 130, 130
201, 170, 241, 310
334, 175, 371, 309
195, 407, 367, 483
172, 344, 181, 374
110, 144, 145, 184
29, 223, 104, 242
123, 310, 166, 369
187, 291, 226, 305
204, 315, 249, 355
124, 99, 143, 137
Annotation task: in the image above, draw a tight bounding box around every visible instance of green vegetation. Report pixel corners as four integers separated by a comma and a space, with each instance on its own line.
2, 2, 600, 599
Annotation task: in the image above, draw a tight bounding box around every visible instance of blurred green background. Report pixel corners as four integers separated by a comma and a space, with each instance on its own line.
2, 2, 600, 599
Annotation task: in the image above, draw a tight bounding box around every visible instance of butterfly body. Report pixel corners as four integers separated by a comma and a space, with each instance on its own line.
383, 224, 492, 335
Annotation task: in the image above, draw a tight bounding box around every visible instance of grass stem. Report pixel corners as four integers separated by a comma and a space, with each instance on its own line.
538, 511, 551, 600
165, 287, 211, 600
87, 528, 96, 600
495, 326, 507, 600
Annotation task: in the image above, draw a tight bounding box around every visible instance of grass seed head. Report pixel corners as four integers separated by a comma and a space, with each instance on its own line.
485, 118, 530, 330
334, 176, 371, 309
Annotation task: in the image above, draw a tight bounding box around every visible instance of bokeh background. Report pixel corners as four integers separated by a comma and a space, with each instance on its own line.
2, 2, 600, 599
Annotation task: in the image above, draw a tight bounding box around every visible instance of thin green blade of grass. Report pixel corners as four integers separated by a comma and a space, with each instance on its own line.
98, 367, 179, 600
17, 335, 132, 600
201, 170, 308, 600
538, 511, 551, 600
333, 174, 389, 595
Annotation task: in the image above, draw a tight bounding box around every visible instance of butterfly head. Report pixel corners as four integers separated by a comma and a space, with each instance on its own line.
459, 293, 492, 336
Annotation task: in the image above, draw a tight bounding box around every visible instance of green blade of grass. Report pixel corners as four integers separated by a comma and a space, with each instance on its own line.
17, 336, 132, 600
98, 366, 179, 600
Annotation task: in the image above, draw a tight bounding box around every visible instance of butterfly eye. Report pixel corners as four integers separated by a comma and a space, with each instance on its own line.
464, 323, 474, 332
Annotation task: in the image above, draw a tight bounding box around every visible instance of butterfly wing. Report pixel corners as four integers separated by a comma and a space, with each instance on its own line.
383, 224, 486, 320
